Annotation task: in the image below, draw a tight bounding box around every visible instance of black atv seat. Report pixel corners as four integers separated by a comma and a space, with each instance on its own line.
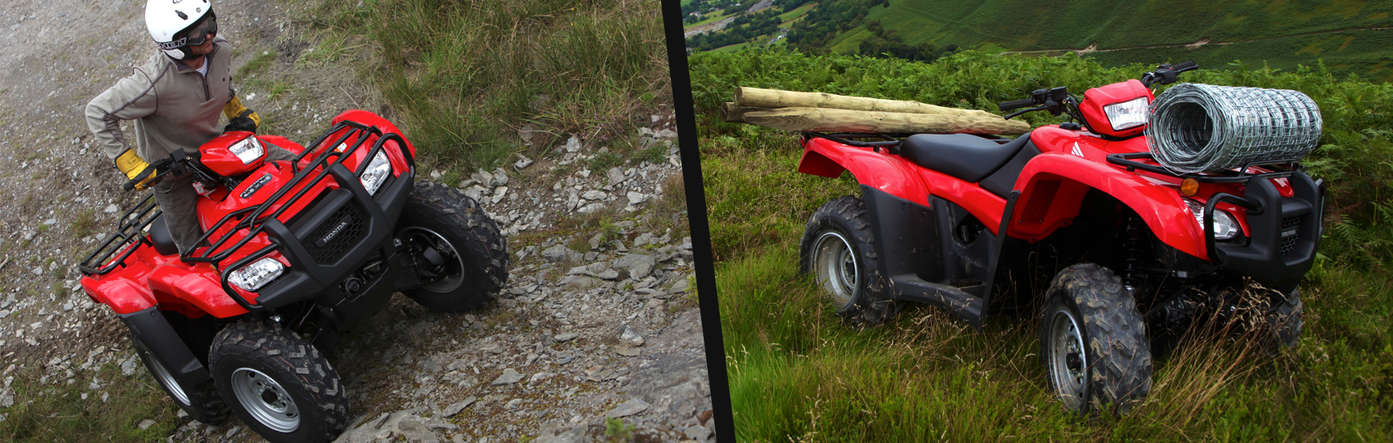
148, 216, 179, 256
899, 133, 1032, 183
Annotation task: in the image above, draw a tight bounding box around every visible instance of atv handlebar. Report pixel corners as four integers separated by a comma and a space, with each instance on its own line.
998, 98, 1036, 112
1141, 61, 1198, 87
123, 150, 193, 191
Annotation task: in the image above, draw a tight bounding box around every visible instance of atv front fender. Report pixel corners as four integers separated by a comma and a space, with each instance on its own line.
1012, 153, 1208, 259
799, 137, 931, 204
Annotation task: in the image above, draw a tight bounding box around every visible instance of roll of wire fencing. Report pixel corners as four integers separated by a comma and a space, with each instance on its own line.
1146, 83, 1322, 174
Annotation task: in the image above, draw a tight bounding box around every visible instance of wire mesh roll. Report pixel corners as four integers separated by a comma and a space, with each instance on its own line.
1146, 83, 1322, 174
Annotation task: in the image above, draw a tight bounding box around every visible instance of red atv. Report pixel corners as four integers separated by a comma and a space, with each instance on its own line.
79, 110, 508, 441
796, 63, 1321, 412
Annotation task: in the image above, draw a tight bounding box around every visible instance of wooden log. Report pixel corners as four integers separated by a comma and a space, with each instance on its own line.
735, 87, 1001, 120
738, 106, 1031, 135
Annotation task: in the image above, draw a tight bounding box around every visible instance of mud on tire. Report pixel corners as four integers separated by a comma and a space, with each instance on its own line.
799, 195, 895, 325
1039, 263, 1152, 414
397, 181, 509, 312
210, 320, 348, 442
131, 336, 228, 424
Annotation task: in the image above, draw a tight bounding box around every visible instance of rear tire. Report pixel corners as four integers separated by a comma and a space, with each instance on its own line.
799, 196, 895, 325
1039, 263, 1152, 414
131, 336, 228, 424
397, 181, 509, 312
210, 321, 348, 442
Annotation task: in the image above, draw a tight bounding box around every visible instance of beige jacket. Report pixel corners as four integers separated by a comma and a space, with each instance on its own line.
85, 39, 236, 163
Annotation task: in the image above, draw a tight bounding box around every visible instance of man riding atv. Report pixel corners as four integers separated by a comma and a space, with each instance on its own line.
85, 0, 293, 254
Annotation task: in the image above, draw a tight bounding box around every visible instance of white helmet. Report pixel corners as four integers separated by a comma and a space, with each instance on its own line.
145, 0, 216, 60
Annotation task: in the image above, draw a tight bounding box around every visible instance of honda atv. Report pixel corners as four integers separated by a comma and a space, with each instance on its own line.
79, 110, 509, 441
795, 63, 1322, 413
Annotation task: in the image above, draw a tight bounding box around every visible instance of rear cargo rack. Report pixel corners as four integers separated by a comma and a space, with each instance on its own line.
79, 195, 162, 276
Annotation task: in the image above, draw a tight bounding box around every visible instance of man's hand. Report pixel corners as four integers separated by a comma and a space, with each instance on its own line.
222, 96, 261, 133
115, 148, 157, 190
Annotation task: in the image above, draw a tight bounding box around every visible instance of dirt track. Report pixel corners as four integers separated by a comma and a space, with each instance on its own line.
0, 1, 711, 441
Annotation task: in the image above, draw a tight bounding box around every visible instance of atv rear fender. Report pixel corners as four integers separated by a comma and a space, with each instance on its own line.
799, 137, 932, 205
1011, 152, 1208, 259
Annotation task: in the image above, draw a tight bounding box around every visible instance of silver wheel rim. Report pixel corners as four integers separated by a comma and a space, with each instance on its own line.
230, 367, 300, 433
812, 231, 858, 309
1047, 306, 1088, 409
401, 226, 465, 292
144, 349, 190, 406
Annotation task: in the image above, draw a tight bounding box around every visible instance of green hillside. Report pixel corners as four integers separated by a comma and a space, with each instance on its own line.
840, 0, 1393, 78
687, 0, 1393, 81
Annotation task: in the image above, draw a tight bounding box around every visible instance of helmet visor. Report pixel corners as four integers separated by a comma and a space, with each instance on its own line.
180, 11, 218, 46
157, 10, 217, 50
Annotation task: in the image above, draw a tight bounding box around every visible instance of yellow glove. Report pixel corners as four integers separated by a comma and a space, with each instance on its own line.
115, 148, 156, 190
223, 96, 261, 132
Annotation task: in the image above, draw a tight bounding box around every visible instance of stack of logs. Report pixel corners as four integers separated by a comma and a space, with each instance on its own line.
723, 87, 1030, 135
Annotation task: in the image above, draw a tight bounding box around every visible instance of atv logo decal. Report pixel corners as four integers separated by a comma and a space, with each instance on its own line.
1071, 142, 1085, 158
318, 216, 353, 246
240, 174, 273, 199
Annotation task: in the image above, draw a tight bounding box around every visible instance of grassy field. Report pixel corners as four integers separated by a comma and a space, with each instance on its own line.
308, 0, 669, 171
692, 47, 1393, 440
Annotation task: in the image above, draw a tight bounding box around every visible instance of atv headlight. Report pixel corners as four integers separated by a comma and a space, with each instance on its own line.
1104, 97, 1149, 131
1185, 199, 1240, 240
229, 257, 284, 291
228, 136, 266, 165
359, 150, 391, 195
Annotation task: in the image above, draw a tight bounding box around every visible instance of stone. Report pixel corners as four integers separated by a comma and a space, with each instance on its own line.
606, 167, 625, 185
605, 398, 650, 418
619, 326, 645, 347
490, 168, 509, 187
613, 254, 656, 279
541, 244, 580, 262
103, 204, 118, 214
514, 153, 534, 170
581, 190, 607, 201
138, 419, 156, 430
491, 368, 524, 385
614, 346, 640, 357
564, 135, 582, 153
626, 192, 647, 205
553, 332, 578, 342
667, 278, 690, 296
491, 186, 508, 204
440, 398, 476, 417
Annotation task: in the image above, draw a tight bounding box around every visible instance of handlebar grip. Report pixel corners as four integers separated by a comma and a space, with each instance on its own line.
999, 98, 1036, 111
1174, 60, 1199, 72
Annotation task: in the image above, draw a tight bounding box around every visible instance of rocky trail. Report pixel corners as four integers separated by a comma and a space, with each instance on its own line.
0, 1, 710, 441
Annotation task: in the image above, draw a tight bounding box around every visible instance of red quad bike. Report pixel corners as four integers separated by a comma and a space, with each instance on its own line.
796, 62, 1322, 413
78, 110, 508, 441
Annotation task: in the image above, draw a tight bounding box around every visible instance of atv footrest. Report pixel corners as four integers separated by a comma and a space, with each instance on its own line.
890, 274, 984, 327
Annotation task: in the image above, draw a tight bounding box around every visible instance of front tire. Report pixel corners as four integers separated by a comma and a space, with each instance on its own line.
1039, 263, 1152, 414
131, 336, 228, 424
210, 321, 348, 442
799, 196, 895, 325
397, 181, 509, 312
1264, 288, 1303, 350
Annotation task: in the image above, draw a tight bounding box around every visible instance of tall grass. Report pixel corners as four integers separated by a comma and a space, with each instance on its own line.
695, 48, 1393, 440
309, 0, 669, 169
